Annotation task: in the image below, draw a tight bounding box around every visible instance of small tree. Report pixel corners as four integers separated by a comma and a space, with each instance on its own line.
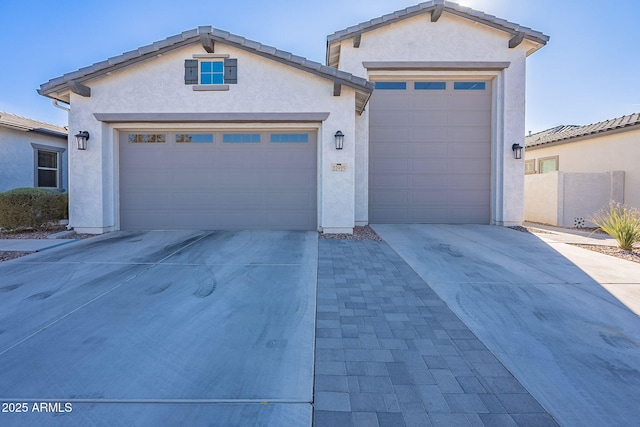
591, 202, 640, 251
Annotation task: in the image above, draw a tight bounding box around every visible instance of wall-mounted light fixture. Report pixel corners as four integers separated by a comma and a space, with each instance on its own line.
75, 131, 90, 150
334, 130, 344, 150
511, 143, 523, 159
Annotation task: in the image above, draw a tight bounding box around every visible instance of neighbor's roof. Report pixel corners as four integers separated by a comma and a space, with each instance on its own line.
38, 26, 375, 112
525, 113, 640, 148
0, 112, 67, 139
327, 0, 549, 67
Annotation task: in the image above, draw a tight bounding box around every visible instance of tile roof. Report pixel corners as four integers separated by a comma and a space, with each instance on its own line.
38, 27, 374, 101
326, 0, 549, 66
525, 113, 640, 148
0, 112, 67, 138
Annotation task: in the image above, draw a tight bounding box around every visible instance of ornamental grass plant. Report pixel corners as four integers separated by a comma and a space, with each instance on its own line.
591, 202, 640, 251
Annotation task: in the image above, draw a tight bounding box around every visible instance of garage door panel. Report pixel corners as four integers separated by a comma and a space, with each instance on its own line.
120, 170, 172, 187
448, 110, 492, 127
451, 127, 491, 143
410, 111, 449, 126
409, 127, 449, 143
409, 158, 448, 174
370, 127, 410, 143
120, 131, 316, 230
370, 191, 409, 205
371, 158, 409, 173
370, 80, 491, 224
370, 110, 411, 125
370, 142, 410, 158
370, 174, 409, 188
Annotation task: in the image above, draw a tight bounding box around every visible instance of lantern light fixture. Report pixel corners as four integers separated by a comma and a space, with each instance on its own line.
334, 130, 344, 150
512, 143, 523, 159
75, 131, 90, 150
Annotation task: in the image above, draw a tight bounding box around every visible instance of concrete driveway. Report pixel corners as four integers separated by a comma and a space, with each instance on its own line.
373, 224, 640, 427
0, 231, 317, 426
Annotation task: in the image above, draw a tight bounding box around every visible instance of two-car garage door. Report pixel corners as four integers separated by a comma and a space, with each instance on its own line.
119, 130, 316, 230
369, 80, 492, 224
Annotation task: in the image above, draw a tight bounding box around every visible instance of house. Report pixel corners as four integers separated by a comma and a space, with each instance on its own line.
524, 113, 640, 227
37, 0, 548, 234
0, 112, 68, 193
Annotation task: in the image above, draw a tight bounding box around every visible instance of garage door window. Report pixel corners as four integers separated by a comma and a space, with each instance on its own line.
454, 82, 486, 90
375, 82, 407, 90
223, 133, 261, 143
270, 133, 309, 143
129, 134, 166, 143
176, 134, 214, 143
414, 82, 446, 90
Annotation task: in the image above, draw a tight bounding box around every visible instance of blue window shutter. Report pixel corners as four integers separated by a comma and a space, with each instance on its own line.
224, 58, 237, 84
184, 59, 198, 84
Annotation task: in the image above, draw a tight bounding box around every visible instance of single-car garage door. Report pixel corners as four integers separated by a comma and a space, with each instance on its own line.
369, 80, 492, 223
119, 130, 317, 230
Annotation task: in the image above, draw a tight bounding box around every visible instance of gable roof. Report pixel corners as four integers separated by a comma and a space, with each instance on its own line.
38, 27, 375, 113
0, 112, 67, 139
326, 0, 549, 67
525, 113, 640, 149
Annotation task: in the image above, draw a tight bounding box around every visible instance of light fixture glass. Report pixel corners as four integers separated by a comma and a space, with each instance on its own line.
334, 130, 344, 150
75, 131, 90, 150
512, 143, 523, 159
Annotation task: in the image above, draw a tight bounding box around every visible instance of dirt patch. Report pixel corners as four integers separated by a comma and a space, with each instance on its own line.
0, 251, 33, 262
319, 225, 384, 242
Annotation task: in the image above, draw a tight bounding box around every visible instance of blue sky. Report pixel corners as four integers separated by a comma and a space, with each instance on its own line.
1, 0, 638, 133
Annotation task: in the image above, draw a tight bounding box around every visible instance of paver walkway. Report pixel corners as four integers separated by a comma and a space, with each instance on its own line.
314, 239, 558, 427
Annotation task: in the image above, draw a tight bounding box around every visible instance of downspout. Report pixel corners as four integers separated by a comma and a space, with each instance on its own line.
52, 99, 70, 112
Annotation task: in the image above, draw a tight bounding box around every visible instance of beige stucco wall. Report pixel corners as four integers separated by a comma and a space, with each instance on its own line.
524, 171, 625, 227
336, 12, 534, 226
526, 127, 640, 210
68, 43, 358, 233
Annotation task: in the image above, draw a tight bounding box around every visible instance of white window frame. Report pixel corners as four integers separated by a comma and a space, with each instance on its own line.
192, 54, 229, 91
524, 159, 536, 174
31, 143, 65, 190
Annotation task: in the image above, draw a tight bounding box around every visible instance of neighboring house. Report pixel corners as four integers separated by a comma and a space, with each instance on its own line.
0, 112, 68, 193
524, 113, 640, 227
37, 0, 547, 234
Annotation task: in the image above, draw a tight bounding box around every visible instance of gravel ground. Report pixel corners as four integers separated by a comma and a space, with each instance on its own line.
571, 244, 640, 264
319, 225, 384, 241
510, 225, 639, 264
0, 226, 94, 263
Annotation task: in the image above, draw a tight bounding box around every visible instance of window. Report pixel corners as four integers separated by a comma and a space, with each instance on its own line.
223, 133, 261, 143
375, 82, 407, 90
414, 82, 446, 90
270, 133, 309, 143
176, 134, 214, 143
129, 134, 166, 143
200, 61, 224, 84
454, 82, 486, 90
525, 159, 536, 175
185, 58, 237, 86
31, 143, 65, 189
539, 156, 559, 174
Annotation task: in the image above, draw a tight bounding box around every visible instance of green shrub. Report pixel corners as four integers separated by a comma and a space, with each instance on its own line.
0, 188, 68, 231
591, 202, 640, 251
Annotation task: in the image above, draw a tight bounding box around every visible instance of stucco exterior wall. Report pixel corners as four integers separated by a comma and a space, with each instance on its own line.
0, 127, 67, 193
68, 43, 357, 233
524, 171, 624, 227
525, 128, 640, 209
336, 12, 532, 226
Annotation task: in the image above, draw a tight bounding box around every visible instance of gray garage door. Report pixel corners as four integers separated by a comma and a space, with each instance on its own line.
119, 130, 317, 230
369, 80, 492, 223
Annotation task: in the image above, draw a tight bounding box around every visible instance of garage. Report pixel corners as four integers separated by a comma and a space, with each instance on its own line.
369, 80, 492, 224
119, 130, 317, 230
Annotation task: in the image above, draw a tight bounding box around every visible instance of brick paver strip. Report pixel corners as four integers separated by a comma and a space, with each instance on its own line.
313, 239, 559, 427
